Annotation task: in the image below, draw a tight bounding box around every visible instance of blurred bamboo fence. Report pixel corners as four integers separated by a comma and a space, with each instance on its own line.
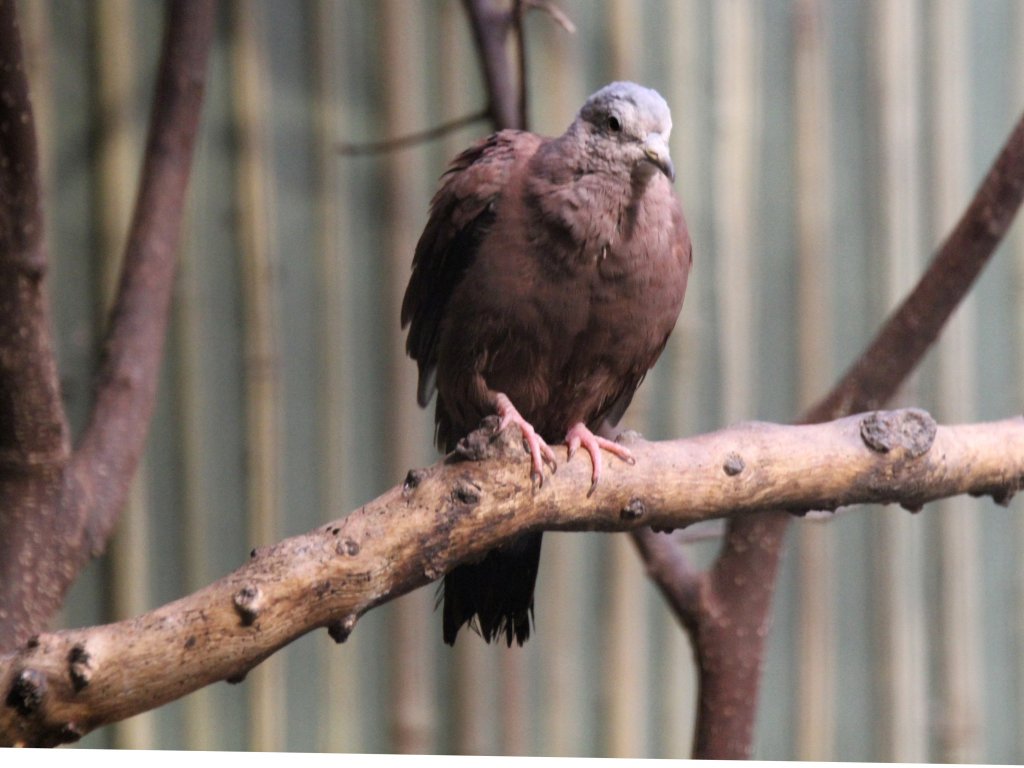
20, 0, 1024, 759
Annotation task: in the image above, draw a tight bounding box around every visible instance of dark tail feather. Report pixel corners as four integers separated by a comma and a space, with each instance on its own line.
442, 531, 543, 646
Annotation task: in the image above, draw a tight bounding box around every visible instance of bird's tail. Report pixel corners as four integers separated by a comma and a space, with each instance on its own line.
442, 531, 542, 646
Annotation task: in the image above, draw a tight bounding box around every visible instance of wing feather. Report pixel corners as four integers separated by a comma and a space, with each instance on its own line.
400, 130, 533, 406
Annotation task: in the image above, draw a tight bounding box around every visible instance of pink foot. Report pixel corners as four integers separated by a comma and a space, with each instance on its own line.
494, 393, 558, 486
565, 422, 636, 495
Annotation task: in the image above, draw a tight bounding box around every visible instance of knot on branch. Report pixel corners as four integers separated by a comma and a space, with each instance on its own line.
327, 614, 358, 644
448, 415, 522, 464
67, 644, 94, 691
335, 537, 360, 556
403, 467, 429, 494
451, 479, 482, 506
621, 497, 646, 520
232, 585, 263, 626
5, 668, 45, 716
859, 408, 936, 458
723, 453, 745, 476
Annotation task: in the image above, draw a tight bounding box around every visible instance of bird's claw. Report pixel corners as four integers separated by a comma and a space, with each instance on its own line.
495, 393, 557, 486
564, 422, 635, 496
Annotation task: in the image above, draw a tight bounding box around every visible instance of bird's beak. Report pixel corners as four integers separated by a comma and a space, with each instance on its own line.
642, 133, 675, 182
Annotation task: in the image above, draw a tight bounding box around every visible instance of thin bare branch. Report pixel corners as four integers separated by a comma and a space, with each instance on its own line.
523, 0, 576, 34
71, 0, 215, 549
335, 109, 490, 156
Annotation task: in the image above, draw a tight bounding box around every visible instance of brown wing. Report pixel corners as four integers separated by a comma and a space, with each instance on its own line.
401, 130, 535, 408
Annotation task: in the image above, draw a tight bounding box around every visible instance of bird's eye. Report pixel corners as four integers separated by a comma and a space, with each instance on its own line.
608, 115, 622, 133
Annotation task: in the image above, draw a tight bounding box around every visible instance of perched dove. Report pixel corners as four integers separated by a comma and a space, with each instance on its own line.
402, 82, 692, 646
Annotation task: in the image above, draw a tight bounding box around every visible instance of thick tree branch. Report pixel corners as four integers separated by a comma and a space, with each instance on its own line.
0, 409, 1021, 746
0, 0, 76, 654
0, 0, 68, 468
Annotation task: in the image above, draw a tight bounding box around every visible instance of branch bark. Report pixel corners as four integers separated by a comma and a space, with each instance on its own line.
0, 0, 215, 652
0, 0, 68, 470
462, 0, 523, 130
0, 409, 1020, 746
0, 0, 78, 652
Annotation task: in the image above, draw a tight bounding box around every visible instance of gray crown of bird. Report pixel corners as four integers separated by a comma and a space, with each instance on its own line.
402, 81, 692, 646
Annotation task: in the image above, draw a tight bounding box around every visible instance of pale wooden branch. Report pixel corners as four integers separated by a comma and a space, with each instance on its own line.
0, 409, 1020, 747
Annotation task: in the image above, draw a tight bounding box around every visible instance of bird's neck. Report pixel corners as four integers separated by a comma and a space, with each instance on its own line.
525, 137, 644, 262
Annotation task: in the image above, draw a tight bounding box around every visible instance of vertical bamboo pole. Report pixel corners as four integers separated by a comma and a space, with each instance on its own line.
601, 0, 649, 758
661, 0, 701, 757
379, 0, 436, 754
930, 3, 983, 763
230, 0, 285, 750
311, 0, 363, 753
94, 0, 154, 748
873, 1, 927, 760
176, 138, 215, 750
792, 0, 835, 760
174, 3, 219, 745
498, 644, 531, 755
714, 0, 760, 426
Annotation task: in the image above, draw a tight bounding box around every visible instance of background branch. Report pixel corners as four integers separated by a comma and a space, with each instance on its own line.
0, 0, 215, 652
1, 409, 1021, 746
462, 0, 523, 130
71, 0, 215, 551
0, 0, 67, 468
334, 109, 490, 156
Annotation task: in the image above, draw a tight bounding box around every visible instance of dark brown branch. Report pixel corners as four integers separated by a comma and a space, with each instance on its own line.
70, 0, 215, 550
335, 109, 490, 156
512, 0, 529, 130
0, 0, 68, 468
667, 109, 1024, 759
630, 528, 701, 630
0, 0, 74, 653
0, 410, 1020, 746
462, 0, 522, 130
0, 0, 215, 653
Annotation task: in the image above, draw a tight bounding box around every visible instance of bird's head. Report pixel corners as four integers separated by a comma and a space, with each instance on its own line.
575, 81, 675, 182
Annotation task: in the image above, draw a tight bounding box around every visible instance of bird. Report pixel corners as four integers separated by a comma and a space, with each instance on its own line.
401, 81, 692, 646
